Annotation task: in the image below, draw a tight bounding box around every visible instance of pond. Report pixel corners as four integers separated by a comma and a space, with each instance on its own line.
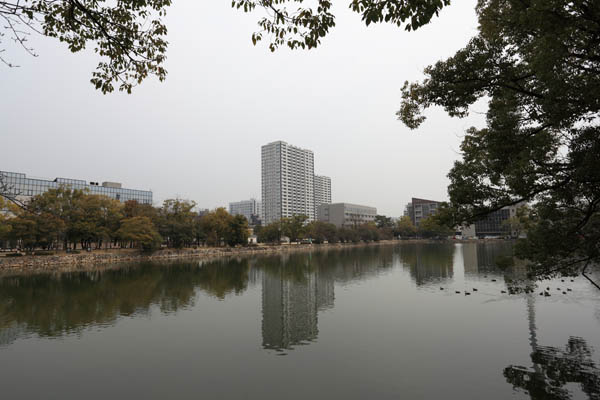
1, 242, 599, 399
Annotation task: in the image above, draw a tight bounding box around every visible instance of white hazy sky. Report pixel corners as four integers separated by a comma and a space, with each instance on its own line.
1, 1, 485, 216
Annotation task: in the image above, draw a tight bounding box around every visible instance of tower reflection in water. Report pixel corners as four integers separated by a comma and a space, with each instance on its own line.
259, 247, 393, 352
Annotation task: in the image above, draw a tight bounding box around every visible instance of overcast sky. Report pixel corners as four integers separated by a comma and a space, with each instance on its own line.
1, 1, 485, 217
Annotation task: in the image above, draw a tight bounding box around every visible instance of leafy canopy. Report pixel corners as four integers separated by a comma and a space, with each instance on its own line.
233, 0, 449, 51
398, 0, 600, 278
1, 0, 170, 93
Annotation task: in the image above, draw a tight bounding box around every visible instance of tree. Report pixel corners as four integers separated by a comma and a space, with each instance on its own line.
157, 199, 197, 248
305, 221, 337, 244
0, 0, 170, 93
233, 0, 449, 51
357, 222, 380, 242
199, 208, 233, 247
0, 197, 14, 240
116, 216, 162, 251
418, 216, 452, 239
395, 216, 416, 238
226, 214, 249, 247
281, 215, 308, 243
397, 1, 600, 279
337, 226, 360, 243
374, 215, 394, 229
257, 222, 281, 244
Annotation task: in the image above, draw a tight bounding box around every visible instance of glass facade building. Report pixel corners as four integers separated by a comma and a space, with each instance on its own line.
0, 171, 152, 204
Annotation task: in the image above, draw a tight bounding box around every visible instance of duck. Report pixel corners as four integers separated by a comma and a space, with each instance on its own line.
472, 288, 478, 292
501, 290, 507, 294
455, 290, 461, 294
465, 292, 471, 296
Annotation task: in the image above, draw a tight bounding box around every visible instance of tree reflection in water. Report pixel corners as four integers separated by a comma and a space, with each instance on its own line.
504, 293, 600, 399
504, 337, 600, 399
0, 258, 250, 343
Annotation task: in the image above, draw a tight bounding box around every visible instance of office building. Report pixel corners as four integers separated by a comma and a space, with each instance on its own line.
404, 197, 442, 227
317, 202, 377, 228
261, 141, 315, 224
229, 198, 261, 223
313, 175, 331, 216
465, 203, 525, 238
0, 170, 152, 204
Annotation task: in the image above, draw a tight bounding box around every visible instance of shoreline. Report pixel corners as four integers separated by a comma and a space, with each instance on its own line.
0, 240, 400, 276
0, 238, 513, 276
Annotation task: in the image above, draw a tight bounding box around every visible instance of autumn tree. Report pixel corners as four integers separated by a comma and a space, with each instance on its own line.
199, 208, 232, 247
116, 216, 162, 251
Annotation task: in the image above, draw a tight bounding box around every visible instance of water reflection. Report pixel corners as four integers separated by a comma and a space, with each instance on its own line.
0, 244, 518, 349
503, 291, 600, 399
259, 248, 393, 351
0, 259, 251, 346
399, 243, 454, 285
504, 337, 600, 399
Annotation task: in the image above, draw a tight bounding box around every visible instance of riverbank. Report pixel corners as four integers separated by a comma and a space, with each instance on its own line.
0, 238, 516, 276
0, 240, 407, 275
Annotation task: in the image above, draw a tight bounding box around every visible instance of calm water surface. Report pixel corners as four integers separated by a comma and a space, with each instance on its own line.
1, 242, 599, 399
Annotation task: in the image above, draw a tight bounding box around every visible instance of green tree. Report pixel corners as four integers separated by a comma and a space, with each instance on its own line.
0, 0, 170, 93
337, 226, 360, 243
257, 222, 281, 244
374, 215, 394, 229
199, 208, 233, 247
116, 216, 162, 251
157, 199, 197, 248
226, 214, 249, 247
281, 215, 308, 243
233, 0, 449, 51
418, 216, 452, 239
397, 1, 600, 278
395, 216, 416, 238
357, 222, 380, 242
306, 221, 338, 244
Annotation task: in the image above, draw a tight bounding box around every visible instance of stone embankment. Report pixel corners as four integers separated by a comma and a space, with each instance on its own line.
0, 240, 405, 275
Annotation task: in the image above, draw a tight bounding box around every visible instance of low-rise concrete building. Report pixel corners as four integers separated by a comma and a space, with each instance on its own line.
317, 203, 377, 228
404, 197, 443, 227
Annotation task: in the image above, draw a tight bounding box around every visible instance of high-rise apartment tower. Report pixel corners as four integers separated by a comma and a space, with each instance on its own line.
313, 175, 331, 216
261, 141, 315, 224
